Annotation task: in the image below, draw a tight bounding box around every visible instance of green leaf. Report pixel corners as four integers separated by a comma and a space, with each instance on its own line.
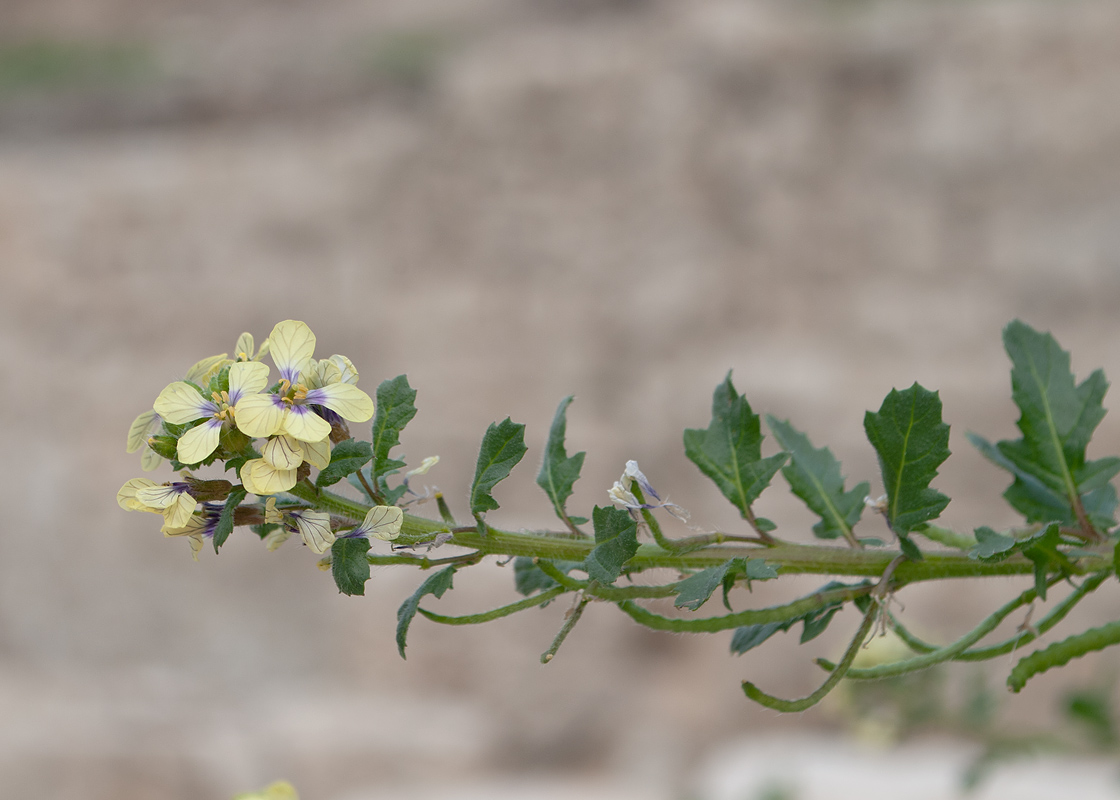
767, 416, 869, 543
315, 439, 373, 488
396, 565, 456, 658
371, 375, 418, 481
584, 506, 639, 585
684, 373, 788, 519
676, 557, 778, 612
212, 486, 247, 552
730, 621, 791, 654
331, 537, 371, 596
1020, 523, 1072, 601
469, 417, 528, 516
975, 321, 1120, 531
970, 526, 1017, 560
864, 383, 951, 546
536, 396, 586, 524
730, 580, 862, 654
513, 557, 582, 596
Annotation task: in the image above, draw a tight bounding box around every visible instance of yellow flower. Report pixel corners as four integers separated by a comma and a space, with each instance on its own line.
126, 409, 165, 472
117, 477, 198, 528
160, 503, 223, 561
239, 435, 331, 496
264, 509, 334, 554
235, 320, 374, 444
153, 361, 271, 464
348, 504, 404, 541
233, 780, 298, 800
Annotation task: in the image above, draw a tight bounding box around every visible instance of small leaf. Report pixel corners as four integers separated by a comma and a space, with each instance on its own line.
767, 416, 869, 543
584, 506, 639, 585
674, 561, 737, 611
684, 373, 788, 519
730, 580, 860, 654
315, 439, 372, 488
396, 566, 456, 658
730, 621, 792, 654
970, 526, 1018, 560
213, 486, 247, 552
371, 375, 418, 481
513, 557, 582, 596
864, 383, 951, 542
331, 537, 371, 596
537, 396, 586, 524
470, 417, 528, 516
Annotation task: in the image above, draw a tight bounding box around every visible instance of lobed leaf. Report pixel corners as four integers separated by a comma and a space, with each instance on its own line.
675, 557, 777, 612
767, 416, 869, 544
396, 565, 456, 658
331, 537, 371, 596
536, 396, 586, 524
315, 439, 372, 488
684, 373, 788, 519
864, 383, 951, 552
584, 506, 639, 585
371, 375, 418, 481
470, 417, 527, 516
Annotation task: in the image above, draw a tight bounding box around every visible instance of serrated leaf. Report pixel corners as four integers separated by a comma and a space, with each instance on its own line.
864, 383, 951, 538
213, 486, 247, 552
371, 375, 418, 481
331, 537, 371, 596
536, 396, 586, 523
980, 321, 1120, 531
315, 439, 372, 488
396, 565, 456, 658
584, 506, 639, 585
676, 557, 778, 611
470, 417, 527, 516
513, 557, 582, 596
730, 580, 861, 654
768, 416, 869, 543
969, 526, 1017, 560
684, 373, 788, 519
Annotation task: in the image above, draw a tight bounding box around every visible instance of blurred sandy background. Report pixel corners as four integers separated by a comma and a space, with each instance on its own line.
5, 0, 1120, 797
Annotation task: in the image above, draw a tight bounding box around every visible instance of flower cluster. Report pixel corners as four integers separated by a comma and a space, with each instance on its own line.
118, 320, 404, 559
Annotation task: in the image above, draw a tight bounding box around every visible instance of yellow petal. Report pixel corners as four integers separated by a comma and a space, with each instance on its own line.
280, 405, 332, 443
307, 383, 374, 423
264, 497, 283, 524
302, 437, 331, 470
153, 382, 210, 425
406, 456, 440, 477
127, 410, 159, 453
359, 505, 404, 541
184, 353, 228, 384
240, 458, 297, 496
269, 320, 317, 382
140, 446, 164, 472
307, 358, 341, 389
235, 332, 255, 361
117, 478, 160, 510
293, 511, 335, 554
328, 354, 359, 385
177, 420, 222, 464
228, 360, 271, 400
234, 393, 286, 438
262, 434, 304, 471
187, 533, 204, 561
162, 493, 198, 529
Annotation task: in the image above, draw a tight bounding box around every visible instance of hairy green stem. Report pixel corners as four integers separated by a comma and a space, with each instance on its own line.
541, 595, 589, 664
418, 585, 566, 625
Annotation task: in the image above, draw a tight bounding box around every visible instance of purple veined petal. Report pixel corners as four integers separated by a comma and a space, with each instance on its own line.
234, 392, 287, 438
623, 460, 661, 502
227, 360, 271, 404
304, 383, 374, 423
269, 320, 317, 385
154, 381, 217, 425
177, 418, 224, 464
262, 434, 304, 471
281, 404, 332, 443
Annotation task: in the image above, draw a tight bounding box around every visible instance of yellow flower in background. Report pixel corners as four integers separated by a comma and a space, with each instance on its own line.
117, 477, 197, 528
153, 361, 271, 464
232, 780, 298, 800
235, 320, 374, 444
126, 409, 165, 472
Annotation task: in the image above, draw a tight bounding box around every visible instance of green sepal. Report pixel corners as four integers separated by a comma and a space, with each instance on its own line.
316, 439, 373, 488
536, 396, 586, 524
469, 417, 528, 516
584, 506, 639, 585
147, 435, 179, 461
212, 485, 247, 552
684, 372, 788, 520
396, 565, 456, 659
767, 416, 869, 542
513, 557, 582, 596
209, 364, 231, 395
371, 375, 418, 481
864, 383, 951, 539
331, 537, 371, 596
